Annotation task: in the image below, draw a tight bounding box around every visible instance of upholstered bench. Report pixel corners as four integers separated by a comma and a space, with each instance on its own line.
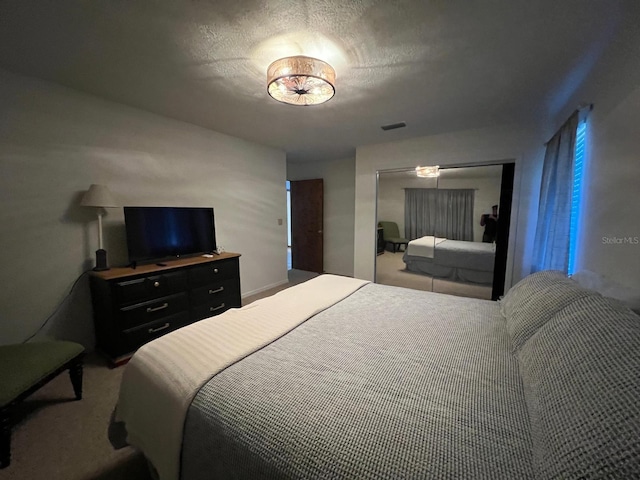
0, 340, 85, 468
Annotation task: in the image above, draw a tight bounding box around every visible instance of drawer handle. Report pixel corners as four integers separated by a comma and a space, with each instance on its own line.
213, 268, 219, 274
154, 281, 160, 287
146, 302, 169, 313
209, 286, 225, 295
148, 322, 170, 333
209, 303, 226, 313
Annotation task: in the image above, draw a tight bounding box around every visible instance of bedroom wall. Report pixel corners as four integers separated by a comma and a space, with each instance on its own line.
574, 85, 640, 289
354, 125, 544, 288
287, 157, 356, 277
377, 168, 502, 243
0, 68, 287, 348
543, 14, 640, 292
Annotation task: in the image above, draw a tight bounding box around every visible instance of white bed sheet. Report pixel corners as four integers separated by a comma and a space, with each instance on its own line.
405, 236, 447, 258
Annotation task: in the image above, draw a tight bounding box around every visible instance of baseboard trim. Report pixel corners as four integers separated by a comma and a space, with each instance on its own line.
241, 279, 289, 299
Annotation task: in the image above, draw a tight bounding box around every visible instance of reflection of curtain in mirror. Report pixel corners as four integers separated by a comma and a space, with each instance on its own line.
436, 189, 475, 241
404, 188, 438, 239
405, 188, 474, 241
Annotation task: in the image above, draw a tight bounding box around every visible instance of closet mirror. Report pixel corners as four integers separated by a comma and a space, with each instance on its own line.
375, 163, 513, 300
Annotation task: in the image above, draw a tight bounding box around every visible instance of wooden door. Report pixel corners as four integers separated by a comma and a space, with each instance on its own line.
290, 179, 324, 273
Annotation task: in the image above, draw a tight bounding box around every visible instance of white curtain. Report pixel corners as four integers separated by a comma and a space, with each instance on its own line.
531, 111, 579, 272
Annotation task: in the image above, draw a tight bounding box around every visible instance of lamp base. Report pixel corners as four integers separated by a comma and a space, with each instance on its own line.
93, 249, 110, 271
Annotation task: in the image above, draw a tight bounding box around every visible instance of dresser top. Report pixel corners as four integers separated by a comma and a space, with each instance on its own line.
89, 252, 241, 281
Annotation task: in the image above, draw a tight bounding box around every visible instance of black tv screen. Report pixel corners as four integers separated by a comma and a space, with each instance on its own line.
124, 206, 217, 264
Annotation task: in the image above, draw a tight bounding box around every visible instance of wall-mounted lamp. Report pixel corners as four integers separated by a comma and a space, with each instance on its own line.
81, 184, 117, 271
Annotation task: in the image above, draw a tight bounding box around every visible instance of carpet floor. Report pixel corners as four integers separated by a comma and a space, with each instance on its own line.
3, 353, 150, 480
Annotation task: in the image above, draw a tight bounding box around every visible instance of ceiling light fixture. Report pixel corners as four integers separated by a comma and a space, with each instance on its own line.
415, 165, 440, 178
267, 55, 336, 106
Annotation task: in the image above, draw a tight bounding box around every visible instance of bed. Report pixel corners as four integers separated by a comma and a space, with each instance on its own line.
109, 272, 640, 479
402, 236, 495, 284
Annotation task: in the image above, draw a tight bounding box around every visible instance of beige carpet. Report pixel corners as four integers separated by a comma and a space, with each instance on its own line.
375, 251, 492, 300
2, 269, 319, 480
3, 354, 150, 480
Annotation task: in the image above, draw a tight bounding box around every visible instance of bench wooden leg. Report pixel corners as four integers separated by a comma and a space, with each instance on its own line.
1, 405, 11, 468
68, 355, 84, 401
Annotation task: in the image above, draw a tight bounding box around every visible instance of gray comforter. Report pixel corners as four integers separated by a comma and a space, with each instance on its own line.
181, 283, 533, 479
431, 239, 495, 271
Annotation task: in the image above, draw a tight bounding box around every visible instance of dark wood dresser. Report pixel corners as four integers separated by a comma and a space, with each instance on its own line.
88, 252, 241, 366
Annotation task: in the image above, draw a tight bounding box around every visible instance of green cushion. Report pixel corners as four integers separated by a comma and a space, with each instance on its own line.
378, 221, 408, 242
0, 341, 84, 407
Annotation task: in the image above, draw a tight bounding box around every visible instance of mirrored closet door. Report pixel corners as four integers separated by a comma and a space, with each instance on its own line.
375, 163, 513, 300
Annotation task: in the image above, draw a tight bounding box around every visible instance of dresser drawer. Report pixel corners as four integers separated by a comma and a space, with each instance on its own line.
191, 299, 234, 321
115, 270, 188, 306
189, 278, 239, 306
122, 312, 191, 349
189, 258, 238, 287
118, 292, 189, 329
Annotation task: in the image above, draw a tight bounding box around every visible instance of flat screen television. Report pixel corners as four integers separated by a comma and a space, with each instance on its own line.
124, 206, 217, 265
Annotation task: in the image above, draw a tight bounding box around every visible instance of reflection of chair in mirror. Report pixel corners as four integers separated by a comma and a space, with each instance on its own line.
378, 221, 409, 253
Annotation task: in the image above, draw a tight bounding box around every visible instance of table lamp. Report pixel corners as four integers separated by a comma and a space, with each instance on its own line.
81, 184, 117, 271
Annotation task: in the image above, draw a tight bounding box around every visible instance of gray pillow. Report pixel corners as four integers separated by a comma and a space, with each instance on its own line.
500, 270, 568, 318
500, 270, 592, 351
517, 294, 640, 478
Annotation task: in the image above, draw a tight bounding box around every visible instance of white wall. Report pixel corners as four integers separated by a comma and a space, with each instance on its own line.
0, 69, 287, 347
575, 85, 640, 289
354, 125, 544, 287
377, 168, 502, 243
287, 157, 356, 277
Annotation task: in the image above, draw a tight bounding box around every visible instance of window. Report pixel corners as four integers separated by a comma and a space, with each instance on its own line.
568, 120, 587, 275
531, 108, 590, 274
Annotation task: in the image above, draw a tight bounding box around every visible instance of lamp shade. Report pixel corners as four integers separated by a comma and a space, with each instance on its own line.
80, 184, 117, 208
267, 56, 336, 106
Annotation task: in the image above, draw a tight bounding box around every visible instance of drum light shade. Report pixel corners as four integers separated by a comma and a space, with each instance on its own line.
267, 56, 336, 106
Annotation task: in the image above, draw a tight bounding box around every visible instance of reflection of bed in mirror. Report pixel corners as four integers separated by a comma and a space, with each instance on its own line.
402, 236, 495, 285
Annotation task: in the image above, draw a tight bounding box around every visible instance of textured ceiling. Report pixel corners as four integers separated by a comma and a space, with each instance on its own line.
1, 0, 639, 162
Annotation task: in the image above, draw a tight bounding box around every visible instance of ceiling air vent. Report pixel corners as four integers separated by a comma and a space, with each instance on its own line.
381, 122, 407, 131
